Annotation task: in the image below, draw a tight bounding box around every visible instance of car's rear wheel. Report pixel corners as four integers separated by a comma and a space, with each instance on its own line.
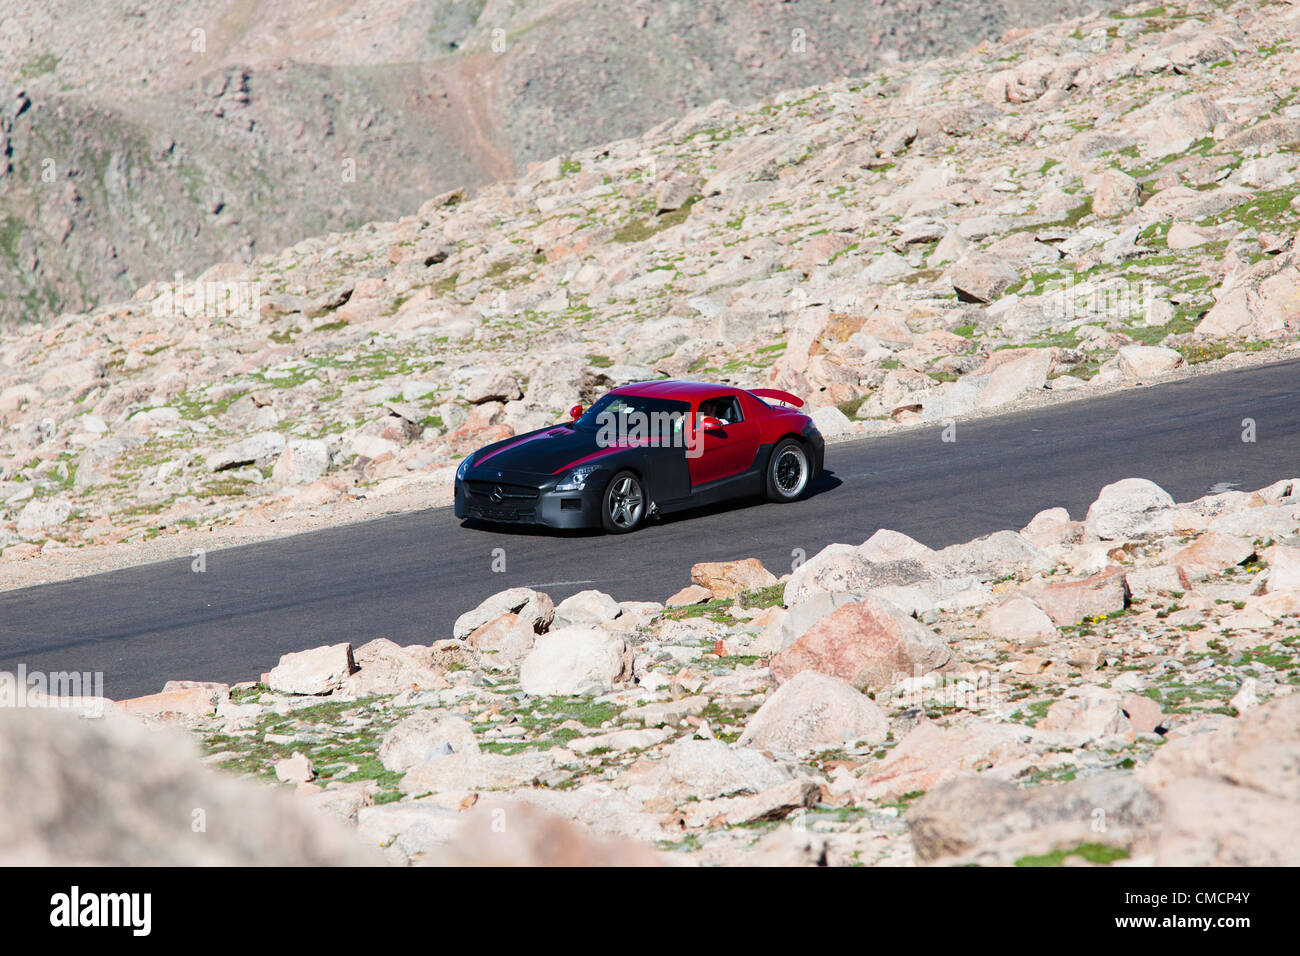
601, 470, 645, 533
766, 438, 810, 502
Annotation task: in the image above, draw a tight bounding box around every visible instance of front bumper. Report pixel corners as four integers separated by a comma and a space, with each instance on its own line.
454, 472, 606, 529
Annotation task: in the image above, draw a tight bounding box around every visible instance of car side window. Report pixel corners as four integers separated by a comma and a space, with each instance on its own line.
699, 396, 743, 424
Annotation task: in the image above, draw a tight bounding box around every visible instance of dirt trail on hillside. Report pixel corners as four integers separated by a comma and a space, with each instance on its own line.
439, 52, 514, 184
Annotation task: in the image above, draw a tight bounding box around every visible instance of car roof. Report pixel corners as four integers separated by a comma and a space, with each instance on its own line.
609, 380, 747, 402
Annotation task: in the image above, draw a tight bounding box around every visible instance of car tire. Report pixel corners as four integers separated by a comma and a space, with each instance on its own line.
765, 438, 810, 503
601, 470, 646, 533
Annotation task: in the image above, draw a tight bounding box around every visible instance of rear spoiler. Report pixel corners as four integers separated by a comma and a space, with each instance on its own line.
750, 388, 804, 408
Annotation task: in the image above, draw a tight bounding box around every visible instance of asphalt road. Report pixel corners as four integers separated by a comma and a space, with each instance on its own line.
3, 357, 1298, 699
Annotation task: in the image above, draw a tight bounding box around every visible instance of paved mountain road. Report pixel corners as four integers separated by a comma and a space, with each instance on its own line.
2, 358, 1297, 699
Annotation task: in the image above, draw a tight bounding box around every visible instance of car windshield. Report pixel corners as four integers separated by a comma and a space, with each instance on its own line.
574, 393, 690, 443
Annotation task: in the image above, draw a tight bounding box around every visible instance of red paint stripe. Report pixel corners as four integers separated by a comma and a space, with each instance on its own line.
550, 446, 627, 474
550, 437, 676, 474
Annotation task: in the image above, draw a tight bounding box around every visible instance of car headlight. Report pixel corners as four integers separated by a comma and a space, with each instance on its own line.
456, 455, 474, 480
554, 464, 598, 492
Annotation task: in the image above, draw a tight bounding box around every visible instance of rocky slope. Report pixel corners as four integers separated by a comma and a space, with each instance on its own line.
43, 474, 1297, 866
2, 0, 1300, 566
0, 0, 1117, 324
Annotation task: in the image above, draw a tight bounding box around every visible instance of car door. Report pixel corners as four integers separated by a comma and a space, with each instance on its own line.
688, 395, 761, 487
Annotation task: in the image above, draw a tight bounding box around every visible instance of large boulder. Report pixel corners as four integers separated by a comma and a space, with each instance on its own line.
1166, 532, 1255, 581
783, 544, 929, 606
1196, 246, 1300, 340
853, 720, 1055, 802
973, 350, 1052, 409
429, 801, 665, 866
1140, 693, 1300, 803
1091, 168, 1140, 217
1154, 780, 1300, 866
1021, 568, 1128, 626
465, 371, 522, 404
116, 681, 228, 718
617, 738, 791, 812
1084, 478, 1176, 540
1036, 684, 1133, 743
809, 405, 853, 437
466, 612, 538, 672
379, 711, 480, 773
266, 643, 356, 695
397, 751, 556, 794
355, 802, 460, 862
271, 438, 330, 484
737, 671, 888, 753
979, 597, 1057, 646
771, 598, 951, 691
909, 773, 1161, 866
1143, 94, 1226, 156
858, 529, 934, 563
341, 638, 447, 696
1124, 564, 1188, 601
453, 588, 554, 639
206, 431, 286, 472
15, 498, 73, 532
690, 558, 777, 598
1111, 345, 1184, 381
552, 589, 623, 629
950, 257, 1018, 303
519, 626, 632, 696
72, 438, 126, 490
924, 529, 1051, 581
0, 709, 375, 864
1140, 694, 1300, 865
1260, 544, 1300, 593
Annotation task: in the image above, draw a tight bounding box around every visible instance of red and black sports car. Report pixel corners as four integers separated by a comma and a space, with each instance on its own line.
454, 380, 825, 532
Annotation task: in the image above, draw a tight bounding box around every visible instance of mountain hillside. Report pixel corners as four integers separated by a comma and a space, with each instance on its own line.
0, 0, 1122, 323
1, 0, 1298, 564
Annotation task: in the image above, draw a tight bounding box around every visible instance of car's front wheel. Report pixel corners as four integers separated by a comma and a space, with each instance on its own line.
601, 470, 645, 533
765, 438, 810, 502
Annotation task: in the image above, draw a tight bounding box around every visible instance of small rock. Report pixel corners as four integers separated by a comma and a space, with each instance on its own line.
665, 584, 713, 607
274, 752, 315, 784
1092, 168, 1140, 217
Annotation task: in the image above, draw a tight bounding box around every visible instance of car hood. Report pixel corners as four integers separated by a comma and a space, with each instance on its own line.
467, 425, 610, 478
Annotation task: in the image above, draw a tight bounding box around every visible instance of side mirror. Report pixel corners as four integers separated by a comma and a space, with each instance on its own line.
569, 404, 584, 421
700, 416, 725, 431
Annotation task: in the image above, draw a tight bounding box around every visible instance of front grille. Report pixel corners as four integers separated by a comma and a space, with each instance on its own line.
466, 481, 540, 501
466, 503, 536, 523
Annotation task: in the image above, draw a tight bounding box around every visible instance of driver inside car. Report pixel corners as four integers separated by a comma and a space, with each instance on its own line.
698, 397, 739, 426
